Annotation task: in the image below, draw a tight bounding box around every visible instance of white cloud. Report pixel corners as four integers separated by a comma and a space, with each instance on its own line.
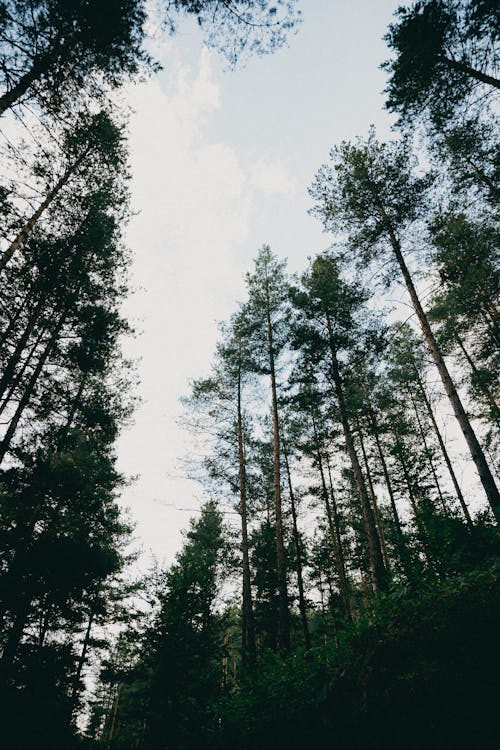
117, 50, 267, 564
250, 159, 297, 196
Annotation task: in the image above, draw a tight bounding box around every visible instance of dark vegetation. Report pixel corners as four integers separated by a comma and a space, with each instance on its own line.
0, 2, 497, 749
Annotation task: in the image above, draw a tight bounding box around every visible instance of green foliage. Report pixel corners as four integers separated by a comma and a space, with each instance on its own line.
382, 0, 500, 127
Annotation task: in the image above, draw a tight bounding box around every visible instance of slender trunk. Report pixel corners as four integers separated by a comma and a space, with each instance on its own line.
413, 369, 473, 526
357, 423, 391, 573
0, 309, 66, 464
365, 401, 405, 540
325, 316, 388, 592
0, 57, 46, 116
0, 285, 34, 352
0, 296, 46, 403
324, 454, 353, 622
0, 323, 48, 415
408, 391, 449, 516
0, 147, 91, 273
264, 282, 290, 653
284, 449, 311, 651
392, 435, 438, 572
441, 56, 500, 89
383, 220, 499, 522
71, 608, 95, 708
455, 334, 500, 421
325, 574, 339, 648
236, 366, 256, 666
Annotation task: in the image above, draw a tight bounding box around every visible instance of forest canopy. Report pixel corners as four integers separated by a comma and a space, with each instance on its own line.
0, 2, 498, 749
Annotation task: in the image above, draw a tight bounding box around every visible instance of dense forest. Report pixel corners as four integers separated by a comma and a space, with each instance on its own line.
0, 1, 498, 749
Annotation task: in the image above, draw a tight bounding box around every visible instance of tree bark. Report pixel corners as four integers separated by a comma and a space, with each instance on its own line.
0, 147, 92, 273
382, 219, 500, 523
412, 368, 473, 526
324, 453, 353, 622
236, 366, 256, 666
357, 424, 391, 574
0, 57, 46, 116
455, 334, 500, 422
0, 296, 46, 403
441, 56, 500, 89
408, 390, 449, 516
284, 449, 311, 651
0, 308, 67, 464
264, 279, 290, 652
71, 608, 95, 709
325, 317, 388, 592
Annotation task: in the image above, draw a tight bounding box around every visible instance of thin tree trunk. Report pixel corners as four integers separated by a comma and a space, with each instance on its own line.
0, 323, 49, 415
324, 453, 353, 622
0, 285, 34, 352
455, 334, 500, 421
236, 365, 256, 666
365, 401, 405, 541
413, 369, 473, 526
0, 57, 46, 116
325, 317, 388, 592
382, 218, 499, 522
311, 411, 352, 618
284, 448, 311, 651
264, 280, 290, 653
71, 607, 95, 708
357, 423, 391, 573
408, 390, 449, 515
0, 296, 46, 403
0, 309, 67, 464
441, 56, 500, 89
0, 594, 31, 672
0, 148, 91, 273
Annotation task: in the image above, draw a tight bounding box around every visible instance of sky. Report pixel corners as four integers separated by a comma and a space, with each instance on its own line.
116, 0, 410, 567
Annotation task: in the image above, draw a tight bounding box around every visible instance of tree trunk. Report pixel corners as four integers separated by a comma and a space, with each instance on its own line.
384, 222, 500, 523
0, 309, 67, 464
413, 368, 473, 526
455, 334, 500, 422
0, 148, 91, 273
236, 366, 256, 666
310, 414, 352, 619
324, 453, 353, 622
284, 448, 311, 651
408, 390, 449, 516
0, 58, 46, 116
0, 296, 46, 403
0, 324, 49, 415
325, 318, 388, 592
365, 401, 405, 540
357, 424, 391, 573
71, 608, 95, 709
441, 56, 500, 89
264, 283, 290, 652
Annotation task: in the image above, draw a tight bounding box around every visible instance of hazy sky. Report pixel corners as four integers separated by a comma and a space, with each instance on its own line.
116, 1, 406, 567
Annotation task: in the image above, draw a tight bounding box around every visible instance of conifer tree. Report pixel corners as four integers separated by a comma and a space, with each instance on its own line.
310, 133, 500, 522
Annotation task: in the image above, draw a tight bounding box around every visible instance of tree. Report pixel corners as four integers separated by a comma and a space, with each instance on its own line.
291, 254, 389, 592
163, 0, 301, 67
241, 246, 291, 652
382, 0, 500, 128
309, 132, 500, 522
0, 0, 152, 118
183, 312, 257, 666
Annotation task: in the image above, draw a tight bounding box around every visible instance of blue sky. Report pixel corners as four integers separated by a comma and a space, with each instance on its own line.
116, 1, 409, 565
